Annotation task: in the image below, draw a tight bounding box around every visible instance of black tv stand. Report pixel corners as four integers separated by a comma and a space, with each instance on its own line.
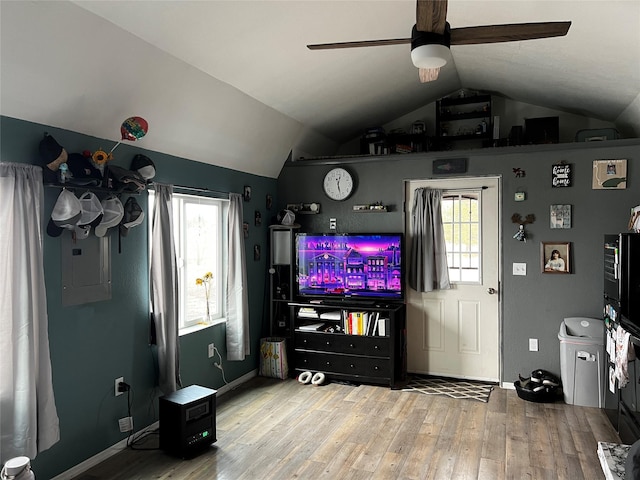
289, 300, 407, 388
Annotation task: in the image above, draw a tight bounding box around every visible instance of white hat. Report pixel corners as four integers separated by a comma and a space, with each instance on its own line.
47, 189, 82, 237
95, 196, 124, 237
76, 192, 104, 238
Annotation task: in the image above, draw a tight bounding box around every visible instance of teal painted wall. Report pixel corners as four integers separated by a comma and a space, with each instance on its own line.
0, 116, 277, 479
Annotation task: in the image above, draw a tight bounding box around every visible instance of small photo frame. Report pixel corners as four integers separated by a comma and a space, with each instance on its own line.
254, 210, 262, 226
243, 185, 252, 201
541, 242, 571, 273
266, 194, 273, 210
243, 222, 249, 238
254, 244, 261, 261
550, 204, 571, 229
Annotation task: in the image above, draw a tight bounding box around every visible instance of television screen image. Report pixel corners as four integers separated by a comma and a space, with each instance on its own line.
295, 233, 403, 301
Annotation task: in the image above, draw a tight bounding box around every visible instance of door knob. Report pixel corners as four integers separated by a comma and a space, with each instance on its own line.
487, 287, 497, 295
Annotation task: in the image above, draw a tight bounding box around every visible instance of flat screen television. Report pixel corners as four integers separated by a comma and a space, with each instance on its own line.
295, 233, 404, 303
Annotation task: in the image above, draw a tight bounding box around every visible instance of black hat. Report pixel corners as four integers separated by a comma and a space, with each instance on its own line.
39, 134, 67, 183
130, 154, 155, 180
39, 134, 63, 166
105, 165, 146, 193
65, 153, 103, 186
119, 197, 144, 236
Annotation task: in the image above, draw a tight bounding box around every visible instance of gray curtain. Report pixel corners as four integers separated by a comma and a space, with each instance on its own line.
409, 187, 451, 292
0, 163, 59, 460
226, 193, 250, 360
150, 183, 181, 394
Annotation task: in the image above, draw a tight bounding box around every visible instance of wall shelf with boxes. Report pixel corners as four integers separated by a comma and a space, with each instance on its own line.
289, 301, 407, 388
435, 94, 492, 150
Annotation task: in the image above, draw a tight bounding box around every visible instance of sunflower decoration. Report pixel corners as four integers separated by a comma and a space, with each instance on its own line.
196, 272, 213, 319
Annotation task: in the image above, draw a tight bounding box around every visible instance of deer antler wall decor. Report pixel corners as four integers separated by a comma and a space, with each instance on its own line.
512, 213, 535, 242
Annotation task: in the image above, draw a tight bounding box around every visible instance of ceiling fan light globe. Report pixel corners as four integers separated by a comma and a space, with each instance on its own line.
411, 44, 448, 69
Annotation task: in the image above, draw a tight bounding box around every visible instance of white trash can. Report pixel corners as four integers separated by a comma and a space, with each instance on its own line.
558, 317, 605, 407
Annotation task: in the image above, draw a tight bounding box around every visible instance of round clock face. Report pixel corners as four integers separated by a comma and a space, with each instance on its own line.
323, 167, 354, 201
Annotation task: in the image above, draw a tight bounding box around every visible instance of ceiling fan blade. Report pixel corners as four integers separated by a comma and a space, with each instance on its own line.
307, 38, 411, 50
416, 0, 448, 34
450, 21, 571, 45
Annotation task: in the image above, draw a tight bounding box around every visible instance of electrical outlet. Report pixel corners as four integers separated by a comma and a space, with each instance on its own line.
513, 263, 527, 276
329, 218, 336, 230
118, 416, 133, 432
529, 338, 538, 352
115, 377, 124, 397
208, 343, 215, 358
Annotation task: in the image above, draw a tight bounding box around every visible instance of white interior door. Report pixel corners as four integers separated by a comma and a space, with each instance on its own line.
404, 177, 501, 382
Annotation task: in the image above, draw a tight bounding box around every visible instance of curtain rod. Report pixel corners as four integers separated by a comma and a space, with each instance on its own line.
152, 182, 233, 198
444, 186, 488, 192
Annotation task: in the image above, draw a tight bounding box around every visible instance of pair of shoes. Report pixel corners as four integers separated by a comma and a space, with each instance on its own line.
297, 371, 326, 386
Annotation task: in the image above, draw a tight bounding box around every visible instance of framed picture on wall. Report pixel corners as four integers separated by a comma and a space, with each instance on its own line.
550, 204, 571, 229
592, 159, 627, 189
541, 242, 571, 274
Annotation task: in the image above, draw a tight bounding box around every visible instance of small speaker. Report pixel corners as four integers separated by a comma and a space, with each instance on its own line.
272, 230, 291, 265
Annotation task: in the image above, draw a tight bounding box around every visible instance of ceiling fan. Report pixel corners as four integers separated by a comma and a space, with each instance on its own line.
307, 0, 571, 82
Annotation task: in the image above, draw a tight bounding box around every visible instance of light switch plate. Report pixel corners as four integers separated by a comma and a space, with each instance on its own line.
513, 263, 527, 276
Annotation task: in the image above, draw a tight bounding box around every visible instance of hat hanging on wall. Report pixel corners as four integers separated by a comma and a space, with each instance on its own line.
95, 196, 124, 237
47, 189, 82, 237
74, 192, 104, 239
119, 197, 144, 237
130, 154, 156, 181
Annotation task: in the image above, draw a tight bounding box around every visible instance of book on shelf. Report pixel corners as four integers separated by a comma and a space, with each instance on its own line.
319, 310, 341, 320
298, 307, 318, 319
377, 317, 390, 336
298, 322, 324, 331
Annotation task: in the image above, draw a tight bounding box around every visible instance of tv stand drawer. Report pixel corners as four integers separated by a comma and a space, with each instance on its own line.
295, 332, 390, 356
296, 351, 390, 379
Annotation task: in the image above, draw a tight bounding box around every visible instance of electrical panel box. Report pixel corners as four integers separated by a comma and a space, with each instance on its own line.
61, 234, 111, 306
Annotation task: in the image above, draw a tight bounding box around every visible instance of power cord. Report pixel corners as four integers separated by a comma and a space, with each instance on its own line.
210, 343, 228, 385
120, 383, 160, 450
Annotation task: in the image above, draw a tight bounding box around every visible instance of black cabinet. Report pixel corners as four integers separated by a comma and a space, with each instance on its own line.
435, 94, 492, 150
268, 225, 299, 339
290, 301, 407, 388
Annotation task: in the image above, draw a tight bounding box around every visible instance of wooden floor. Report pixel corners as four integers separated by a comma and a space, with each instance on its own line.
75, 376, 619, 480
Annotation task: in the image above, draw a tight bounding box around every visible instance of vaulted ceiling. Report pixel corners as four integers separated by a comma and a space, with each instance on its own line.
1, 1, 638, 178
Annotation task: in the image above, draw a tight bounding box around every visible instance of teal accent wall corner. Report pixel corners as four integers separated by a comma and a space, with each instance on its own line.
1, 116, 278, 479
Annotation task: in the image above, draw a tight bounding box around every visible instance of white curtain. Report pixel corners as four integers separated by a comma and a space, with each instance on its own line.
408, 187, 451, 292
226, 193, 250, 360
0, 163, 60, 461
150, 183, 181, 394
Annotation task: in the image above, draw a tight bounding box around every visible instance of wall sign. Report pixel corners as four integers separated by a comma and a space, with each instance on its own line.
552, 163, 572, 187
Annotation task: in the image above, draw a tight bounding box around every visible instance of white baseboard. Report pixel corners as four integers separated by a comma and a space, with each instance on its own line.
52, 370, 257, 480
501, 381, 515, 389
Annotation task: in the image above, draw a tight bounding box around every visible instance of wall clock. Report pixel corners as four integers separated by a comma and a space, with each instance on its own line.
323, 167, 354, 201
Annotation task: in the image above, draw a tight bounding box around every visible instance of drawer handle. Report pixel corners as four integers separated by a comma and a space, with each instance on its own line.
303, 339, 307, 344
374, 345, 379, 350
326, 361, 331, 366
374, 366, 379, 370
326, 341, 331, 346
349, 343, 355, 348
350, 364, 355, 369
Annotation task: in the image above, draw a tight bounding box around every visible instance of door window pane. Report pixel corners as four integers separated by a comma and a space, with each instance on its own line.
442, 192, 481, 283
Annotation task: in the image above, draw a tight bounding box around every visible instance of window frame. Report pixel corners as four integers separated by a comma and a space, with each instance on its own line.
149, 190, 228, 335
441, 190, 482, 284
